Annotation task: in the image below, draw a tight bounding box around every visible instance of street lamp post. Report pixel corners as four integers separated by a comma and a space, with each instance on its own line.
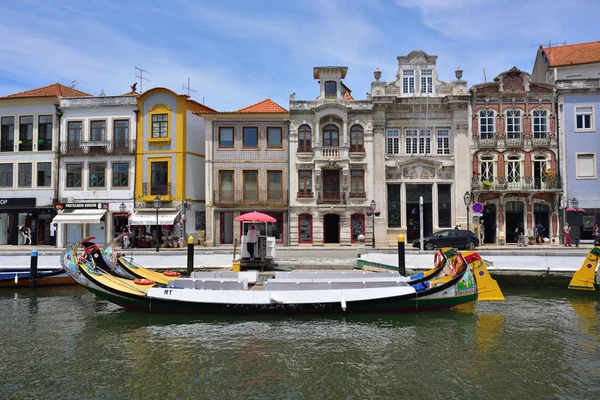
366, 200, 381, 249
571, 197, 580, 247
463, 191, 472, 231
154, 195, 161, 253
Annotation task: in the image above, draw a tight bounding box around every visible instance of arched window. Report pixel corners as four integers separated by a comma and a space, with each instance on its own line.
479, 155, 495, 182
298, 124, 312, 152
479, 110, 495, 139
533, 110, 548, 139
351, 214, 365, 243
323, 124, 339, 147
506, 110, 521, 139
506, 155, 522, 186
298, 214, 313, 244
350, 124, 364, 152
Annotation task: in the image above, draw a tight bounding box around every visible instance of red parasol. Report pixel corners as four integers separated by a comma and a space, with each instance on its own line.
234, 211, 276, 223
566, 207, 576, 212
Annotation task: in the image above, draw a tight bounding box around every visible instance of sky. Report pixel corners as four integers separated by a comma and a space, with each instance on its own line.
0, 0, 598, 111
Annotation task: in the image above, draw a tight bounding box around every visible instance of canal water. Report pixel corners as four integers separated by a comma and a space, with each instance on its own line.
1, 286, 599, 400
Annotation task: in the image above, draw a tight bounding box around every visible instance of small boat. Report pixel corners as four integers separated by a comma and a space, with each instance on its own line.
60, 241, 478, 314
452, 250, 505, 301
568, 246, 600, 291
0, 267, 74, 288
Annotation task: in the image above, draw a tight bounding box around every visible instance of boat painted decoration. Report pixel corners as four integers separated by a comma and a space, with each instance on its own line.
568, 246, 600, 291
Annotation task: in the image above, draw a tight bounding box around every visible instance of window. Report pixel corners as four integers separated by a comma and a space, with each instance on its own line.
218, 127, 234, 148
1, 117, 14, 152
323, 125, 339, 147
419, 129, 431, 154
506, 155, 521, 184
0, 163, 13, 187
402, 70, 415, 94
405, 129, 418, 154
421, 69, 433, 93
19, 116, 33, 151
242, 127, 258, 148
298, 214, 313, 244
386, 129, 400, 154
150, 161, 169, 194
436, 129, 450, 154
67, 121, 82, 144
576, 153, 596, 178
479, 110, 495, 139
66, 164, 82, 188
89, 163, 106, 187
112, 163, 129, 187
38, 115, 53, 151
351, 214, 365, 243
438, 184, 452, 228
532, 110, 547, 139
267, 170, 282, 201
298, 170, 312, 197
506, 110, 521, 139
90, 120, 106, 141
17, 163, 32, 187
113, 120, 129, 147
298, 125, 312, 152
480, 156, 494, 182
575, 106, 594, 131
219, 170, 234, 202
387, 184, 401, 228
243, 170, 258, 201
350, 124, 364, 152
267, 127, 282, 148
325, 81, 337, 97
36, 162, 51, 187
151, 114, 168, 138
350, 170, 365, 197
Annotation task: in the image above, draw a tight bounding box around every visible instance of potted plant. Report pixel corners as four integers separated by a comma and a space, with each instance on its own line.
527, 236, 535, 245
482, 179, 493, 189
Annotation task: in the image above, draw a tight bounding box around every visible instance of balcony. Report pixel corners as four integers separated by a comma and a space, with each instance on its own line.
348, 191, 366, 199
1, 141, 14, 152
111, 139, 136, 154
532, 136, 551, 146
60, 140, 136, 155
504, 135, 523, 147
142, 182, 173, 202
317, 191, 346, 204
38, 140, 52, 151
60, 141, 85, 154
316, 146, 347, 159
472, 176, 562, 192
472, 135, 497, 148
213, 189, 288, 206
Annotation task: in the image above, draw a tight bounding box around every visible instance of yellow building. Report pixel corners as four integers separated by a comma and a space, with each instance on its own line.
132, 87, 215, 248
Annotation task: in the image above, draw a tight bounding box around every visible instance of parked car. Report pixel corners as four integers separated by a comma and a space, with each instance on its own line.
412, 229, 479, 250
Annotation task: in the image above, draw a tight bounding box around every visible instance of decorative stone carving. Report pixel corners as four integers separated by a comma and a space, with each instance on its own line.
374, 69, 382, 81
374, 126, 384, 135
386, 112, 452, 119
403, 165, 435, 179
299, 206, 311, 213
454, 124, 468, 133
353, 206, 366, 213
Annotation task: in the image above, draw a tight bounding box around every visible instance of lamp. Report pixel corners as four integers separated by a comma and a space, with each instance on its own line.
366, 200, 380, 249
463, 191, 472, 231
570, 198, 581, 247
154, 195, 161, 252
119, 202, 126, 213
571, 198, 579, 209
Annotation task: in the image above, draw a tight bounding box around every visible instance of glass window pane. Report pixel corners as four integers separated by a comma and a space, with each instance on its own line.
267, 127, 282, 147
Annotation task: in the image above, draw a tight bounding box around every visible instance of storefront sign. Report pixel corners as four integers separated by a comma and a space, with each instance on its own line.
0, 198, 36, 207
55, 202, 109, 210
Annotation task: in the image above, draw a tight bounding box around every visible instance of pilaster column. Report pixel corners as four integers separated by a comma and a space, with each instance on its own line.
342, 119, 348, 147
315, 121, 320, 146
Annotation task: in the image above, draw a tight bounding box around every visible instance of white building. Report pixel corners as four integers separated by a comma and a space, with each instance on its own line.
54, 93, 138, 247
0, 83, 90, 246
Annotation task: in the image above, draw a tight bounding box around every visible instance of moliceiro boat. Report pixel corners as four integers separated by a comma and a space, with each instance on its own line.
60, 240, 478, 314
568, 246, 600, 291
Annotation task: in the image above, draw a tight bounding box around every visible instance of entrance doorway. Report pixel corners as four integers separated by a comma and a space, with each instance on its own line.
482, 204, 496, 244
220, 212, 234, 244
505, 201, 524, 243
405, 184, 432, 242
534, 204, 550, 239
323, 214, 340, 244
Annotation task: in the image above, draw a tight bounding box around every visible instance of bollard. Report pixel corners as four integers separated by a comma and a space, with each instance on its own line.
397, 235, 406, 276
29, 248, 38, 289
187, 236, 194, 277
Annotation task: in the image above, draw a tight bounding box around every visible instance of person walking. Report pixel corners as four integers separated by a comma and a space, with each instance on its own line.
594, 224, 600, 246
246, 225, 259, 260
479, 220, 485, 246
563, 223, 571, 247
535, 222, 545, 245
517, 223, 526, 247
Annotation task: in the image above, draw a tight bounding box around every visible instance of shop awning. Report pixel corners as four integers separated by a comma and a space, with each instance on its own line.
129, 210, 180, 226
52, 209, 107, 224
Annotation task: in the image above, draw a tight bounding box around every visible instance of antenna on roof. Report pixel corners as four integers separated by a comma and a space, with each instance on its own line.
135, 66, 151, 93
70, 80, 79, 89
483, 69, 487, 83
547, 40, 567, 48
182, 78, 197, 96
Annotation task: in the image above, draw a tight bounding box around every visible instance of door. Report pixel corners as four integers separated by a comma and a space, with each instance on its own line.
482, 204, 496, 244
220, 212, 233, 244
533, 204, 550, 240
505, 201, 524, 243
405, 184, 433, 241
323, 214, 340, 244
88, 223, 106, 245
533, 158, 547, 190
322, 170, 340, 202
66, 224, 82, 245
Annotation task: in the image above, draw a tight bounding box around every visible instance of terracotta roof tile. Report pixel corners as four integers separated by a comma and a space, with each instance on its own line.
0, 83, 91, 99
234, 98, 287, 113
543, 41, 600, 67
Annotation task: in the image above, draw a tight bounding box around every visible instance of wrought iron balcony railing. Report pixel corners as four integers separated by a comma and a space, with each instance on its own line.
317, 191, 346, 204
60, 140, 136, 155
18, 139, 33, 151
111, 139, 136, 154
472, 176, 562, 191
142, 182, 172, 196
213, 189, 287, 206
472, 135, 497, 147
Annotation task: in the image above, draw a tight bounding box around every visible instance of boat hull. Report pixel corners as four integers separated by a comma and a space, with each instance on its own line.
0, 269, 75, 288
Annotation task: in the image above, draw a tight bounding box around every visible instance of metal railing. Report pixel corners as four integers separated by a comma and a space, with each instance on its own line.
472, 176, 562, 191
142, 182, 172, 196
111, 139, 136, 154
317, 191, 346, 204
60, 140, 136, 155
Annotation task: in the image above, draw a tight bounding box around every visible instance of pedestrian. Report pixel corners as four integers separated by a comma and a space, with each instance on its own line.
246, 225, 259, 260
535, 221, 545, 245
517, 223, 526, 247
563, 223, 571, 247
123, 226, 131, 249
594, 224, 600, 246
454, 224, 460, 230
479, 220, 485, 246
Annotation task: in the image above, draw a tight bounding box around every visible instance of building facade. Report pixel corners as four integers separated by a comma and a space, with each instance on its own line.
289, 66, 374, 246
470, 67, 559, 244
204, 99, 289, 247
532, 42, 600, 243
54, 94, 138, 247
133, 88, 215, 249
0, 83, 90, 246
371, 51, 471, 245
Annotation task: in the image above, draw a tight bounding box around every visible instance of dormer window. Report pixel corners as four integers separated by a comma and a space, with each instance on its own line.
421, 70, 433, 93
325, 81, 337, 97
402, 70, 415, 94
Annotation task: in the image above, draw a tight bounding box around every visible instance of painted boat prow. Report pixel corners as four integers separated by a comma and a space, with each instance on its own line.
461, 250, 505, 301
568, 246, 600, 291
